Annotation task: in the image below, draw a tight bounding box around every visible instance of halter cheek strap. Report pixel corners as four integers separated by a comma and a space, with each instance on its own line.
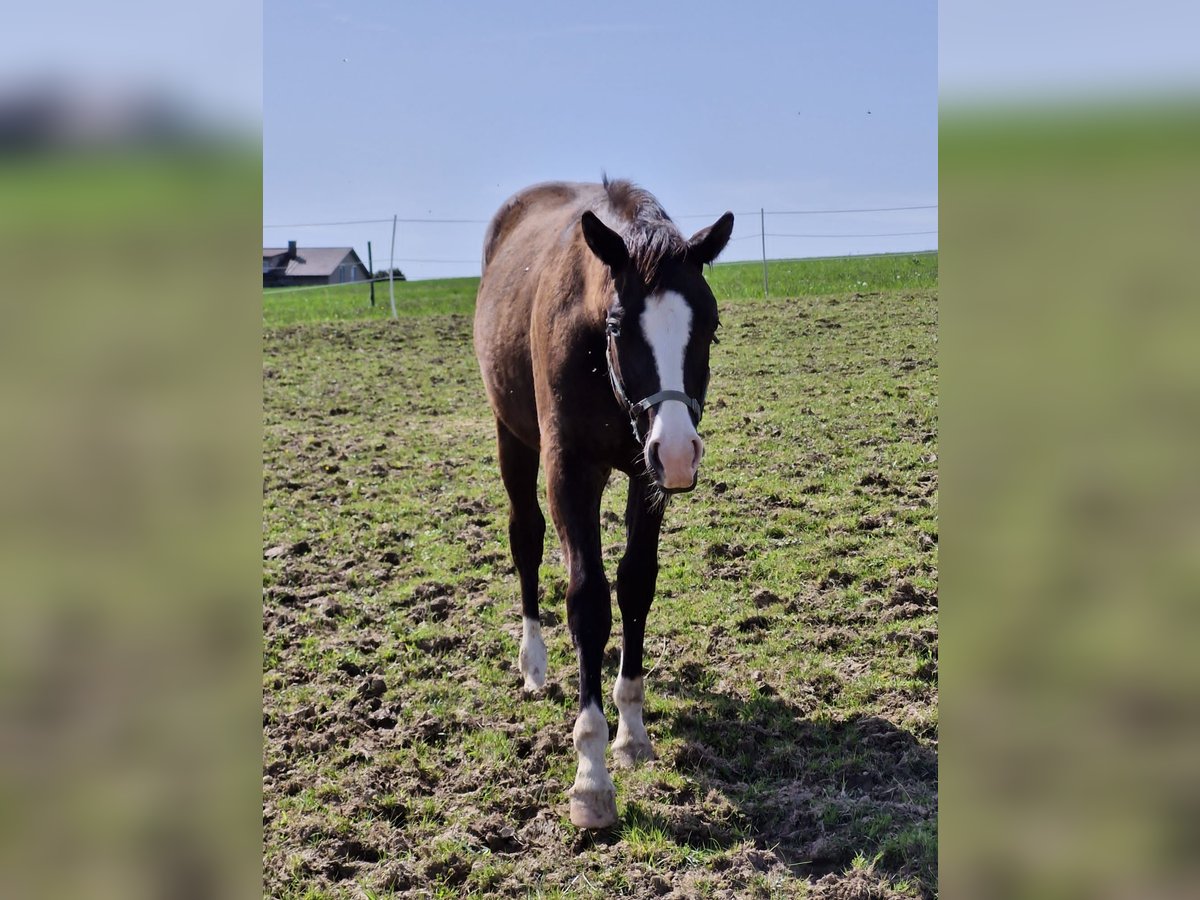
605, 316, 704, 444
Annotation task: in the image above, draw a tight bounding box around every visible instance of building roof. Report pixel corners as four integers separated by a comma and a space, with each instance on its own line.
262, 247, 366, 277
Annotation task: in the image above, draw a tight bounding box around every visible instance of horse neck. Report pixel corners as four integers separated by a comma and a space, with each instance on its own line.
580, 253, 617, 327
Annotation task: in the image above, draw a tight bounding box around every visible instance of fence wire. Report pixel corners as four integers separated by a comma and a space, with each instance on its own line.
264, 203, 937, 230
263, 201, 937, 288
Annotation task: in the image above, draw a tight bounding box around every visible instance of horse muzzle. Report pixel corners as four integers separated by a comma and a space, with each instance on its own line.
646, 430, 704, 492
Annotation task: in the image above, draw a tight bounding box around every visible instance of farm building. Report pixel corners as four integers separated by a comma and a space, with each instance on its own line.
263, 241, 371, 287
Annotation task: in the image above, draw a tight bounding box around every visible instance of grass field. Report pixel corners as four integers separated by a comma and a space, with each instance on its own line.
263, 252, 937, 327
263, 254, 938, 898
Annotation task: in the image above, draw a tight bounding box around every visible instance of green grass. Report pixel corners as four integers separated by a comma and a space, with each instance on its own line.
262, 253, 937, 898
706, 251, 937, 300
262, 251, 937, 327
263, 275, 478, 326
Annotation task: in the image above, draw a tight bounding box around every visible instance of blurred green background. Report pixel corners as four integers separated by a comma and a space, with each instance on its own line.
4, 4, 1200, 896
0, 146, 264, 899
941, 97, 1200, 899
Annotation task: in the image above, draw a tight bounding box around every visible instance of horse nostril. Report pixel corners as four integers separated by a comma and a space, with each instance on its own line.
648, 440, 664, 477
691, 438, 704, 469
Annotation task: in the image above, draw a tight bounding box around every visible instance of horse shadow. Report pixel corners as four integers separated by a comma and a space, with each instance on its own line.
611, 664, 938, 889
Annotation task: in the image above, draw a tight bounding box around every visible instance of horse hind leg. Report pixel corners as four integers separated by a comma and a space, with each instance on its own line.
612, 669, 655, 767
496, 421, 547, 691
612, 476, 663, 768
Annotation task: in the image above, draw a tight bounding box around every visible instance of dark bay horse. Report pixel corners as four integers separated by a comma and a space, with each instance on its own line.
474, 179, 733, 828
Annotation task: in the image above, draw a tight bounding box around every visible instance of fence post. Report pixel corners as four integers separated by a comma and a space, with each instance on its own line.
388, 214, 398, 320
367, 240, 375, 307
760, 208, 768, 299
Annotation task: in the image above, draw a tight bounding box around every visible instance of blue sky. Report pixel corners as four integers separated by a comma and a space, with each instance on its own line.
940, 1, 1200, 101
265, 1, 938, 279
2, 1, 260, 124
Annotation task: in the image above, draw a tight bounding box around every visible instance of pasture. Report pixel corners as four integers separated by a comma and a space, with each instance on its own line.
262, 253, 937, 327
263, 254, 938, 898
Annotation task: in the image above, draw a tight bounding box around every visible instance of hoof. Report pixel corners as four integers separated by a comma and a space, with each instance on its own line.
569, 788, 618, 829
521, 673, 545, 693
519, 654, 545, 692
612, 739, 657, 769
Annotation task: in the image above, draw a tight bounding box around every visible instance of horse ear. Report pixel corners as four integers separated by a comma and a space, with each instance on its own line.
687, 212, 735, 267
581, 211, 629, 272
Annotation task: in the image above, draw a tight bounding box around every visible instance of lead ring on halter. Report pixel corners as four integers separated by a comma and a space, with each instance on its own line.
605, 316, 703, 444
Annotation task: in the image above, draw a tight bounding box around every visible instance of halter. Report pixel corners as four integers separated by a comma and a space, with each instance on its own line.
605, 315, 704, 444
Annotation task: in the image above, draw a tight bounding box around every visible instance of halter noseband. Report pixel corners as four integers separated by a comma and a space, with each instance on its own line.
605, 315, 703, 444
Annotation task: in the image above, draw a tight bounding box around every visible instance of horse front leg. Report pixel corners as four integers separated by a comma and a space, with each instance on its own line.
545, 454, 617, 829
496, 421, 547, 692
612, 476, 664, 767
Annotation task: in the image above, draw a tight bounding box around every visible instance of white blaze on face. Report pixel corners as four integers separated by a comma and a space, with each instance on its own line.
640, 290, 703, 488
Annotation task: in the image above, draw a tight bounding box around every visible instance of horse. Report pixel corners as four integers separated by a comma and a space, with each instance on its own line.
473, 178, 733, 828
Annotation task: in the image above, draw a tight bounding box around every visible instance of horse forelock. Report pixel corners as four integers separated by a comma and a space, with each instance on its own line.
602, 178, 688, 288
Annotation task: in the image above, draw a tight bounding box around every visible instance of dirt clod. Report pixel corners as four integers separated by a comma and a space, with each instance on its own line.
889, 581, 935, 607
737, 615, 771, 633
332, 838, 380, 864
367, 708, 398, 729
420, 854, 469, 886
821, 568, 856, 589
880, 603, 926, 624
705, 542, 746, 561
370, 862, 412, 892
412, 581, 453, 601
469, 814, 524, 854
752, 588, 782, 608
265, 539, 310, 559
357, 676, 386, 698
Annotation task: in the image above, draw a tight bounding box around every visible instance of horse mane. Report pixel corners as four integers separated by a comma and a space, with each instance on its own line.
602, 176, 688, 287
